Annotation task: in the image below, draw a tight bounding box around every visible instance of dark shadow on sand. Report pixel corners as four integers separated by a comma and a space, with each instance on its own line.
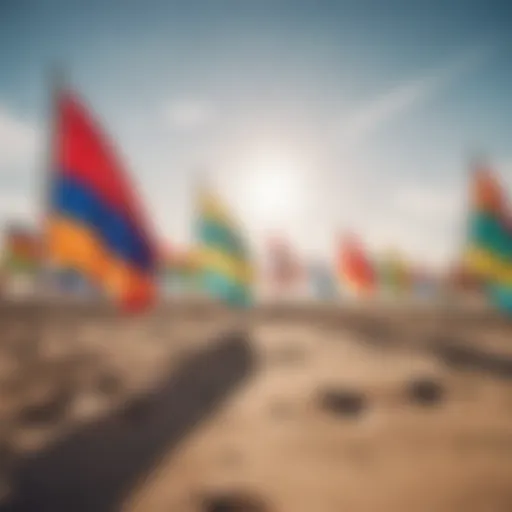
2, 332, 255, 512
433, 338, 512, 379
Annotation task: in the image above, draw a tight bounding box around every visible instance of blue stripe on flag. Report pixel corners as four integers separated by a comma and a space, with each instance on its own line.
197, 218, 248, 259
53, 174, 154, 271
488, 283, 512, 314
470, 213, 512, 261
201, 270, 252, 308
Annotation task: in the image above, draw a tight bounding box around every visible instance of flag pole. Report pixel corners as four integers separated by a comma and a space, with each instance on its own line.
34, 65, 65, 358
39, 65, 65, 293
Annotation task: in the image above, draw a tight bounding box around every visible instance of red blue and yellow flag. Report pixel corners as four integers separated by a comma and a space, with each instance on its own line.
47, 90, 158, 311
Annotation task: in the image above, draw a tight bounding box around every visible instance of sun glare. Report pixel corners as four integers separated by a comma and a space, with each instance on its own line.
244, 155, 304, 223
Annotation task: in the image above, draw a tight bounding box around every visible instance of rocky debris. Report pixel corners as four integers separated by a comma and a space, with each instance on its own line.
355, 319, 398, 347
407, 377, 444, 406
199, 491, 268, 512
319, 389, 367, 418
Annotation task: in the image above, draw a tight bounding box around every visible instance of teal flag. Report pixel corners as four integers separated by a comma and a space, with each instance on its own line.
195, 187, 253, 308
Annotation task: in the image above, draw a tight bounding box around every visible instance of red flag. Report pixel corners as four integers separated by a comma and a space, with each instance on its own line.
337, 234, 375, 295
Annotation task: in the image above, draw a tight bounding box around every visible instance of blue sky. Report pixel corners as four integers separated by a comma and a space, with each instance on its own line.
1, 0, 512, 268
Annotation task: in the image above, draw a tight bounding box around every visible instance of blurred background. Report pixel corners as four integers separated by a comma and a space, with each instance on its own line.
1, 1, 512, 511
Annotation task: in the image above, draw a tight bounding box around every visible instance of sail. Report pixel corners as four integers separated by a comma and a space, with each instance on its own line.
194, 185, 253, 307
47, 89, 158, 311
464, 162, 512, 313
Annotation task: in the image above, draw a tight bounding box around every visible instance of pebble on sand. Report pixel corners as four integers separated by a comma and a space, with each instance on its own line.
200, 491, 268, 512
318, 389, 367, 418
406, 377, 444, 406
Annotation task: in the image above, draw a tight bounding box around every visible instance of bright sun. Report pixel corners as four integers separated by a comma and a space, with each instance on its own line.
244, 155, 303, 223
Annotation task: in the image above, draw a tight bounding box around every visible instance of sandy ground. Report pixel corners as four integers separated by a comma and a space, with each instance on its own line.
124, 312, 512, 512
1, 301, 512, 512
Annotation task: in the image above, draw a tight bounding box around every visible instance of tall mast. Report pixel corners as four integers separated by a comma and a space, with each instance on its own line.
39, 65, 65, 295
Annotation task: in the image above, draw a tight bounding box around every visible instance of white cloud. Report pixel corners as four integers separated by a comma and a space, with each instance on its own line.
337, 46, 492, 149
163, 99, 215, 130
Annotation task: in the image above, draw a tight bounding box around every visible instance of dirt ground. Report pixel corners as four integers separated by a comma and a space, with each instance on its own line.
125, 316, 512, 512
1, 300, 512, 512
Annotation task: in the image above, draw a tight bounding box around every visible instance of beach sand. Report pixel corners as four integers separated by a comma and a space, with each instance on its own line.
1, 300, 511, 511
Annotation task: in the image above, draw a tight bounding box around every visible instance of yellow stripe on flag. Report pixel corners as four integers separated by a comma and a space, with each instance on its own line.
198, 246, 253, 285
464, 246, 512, 286
197, 191, 240, 231
48, 216, 154, 300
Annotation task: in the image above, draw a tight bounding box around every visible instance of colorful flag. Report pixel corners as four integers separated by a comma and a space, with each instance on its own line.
47, 89, 158, 311
463, 161, 512, 313
194, 185, 253, 307
378, 250, 410, 295
489, 284, 512, 312
266, 235, 303, 292
2, 225, 40, 275
337, 234, 375, 296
